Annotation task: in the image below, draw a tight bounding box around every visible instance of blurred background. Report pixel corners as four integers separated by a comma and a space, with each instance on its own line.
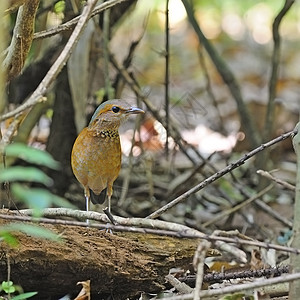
1, 0, 300, 240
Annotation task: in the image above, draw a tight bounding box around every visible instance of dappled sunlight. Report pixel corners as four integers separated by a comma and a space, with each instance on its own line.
182, 124, 237, 155
196, 8, 222, 39
244, 3, 273, 44
158, 0, 186, 27
222, 12, 245, 40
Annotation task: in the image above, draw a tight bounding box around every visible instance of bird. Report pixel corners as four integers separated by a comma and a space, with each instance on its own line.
71, 99, 144, 215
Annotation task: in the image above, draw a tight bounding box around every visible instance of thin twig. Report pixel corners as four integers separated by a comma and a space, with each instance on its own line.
0, 1, 7, 115
232, 180, 293, 229
257, 169, 295, 191
179, 266, 290, 284
193, 240, 211, 300
263, 0, 295, 142
0, 0, 99, 123
165, 0, 170, 158
119, 121, 141, 205
258, 0, 295, 173
147, 129, 297, 219
6, 254, 10, 286
165, 274, 193, 294
290, 122, 300, 298
165, 272, 300, 299
0, 113, 25, 150
110, 52, 213, 166
32, 0, 131, 40
202, 184, 273, 227
256, 198, 293, 228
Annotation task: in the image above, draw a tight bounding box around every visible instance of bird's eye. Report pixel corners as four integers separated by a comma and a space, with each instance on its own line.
112, 106, 120, 113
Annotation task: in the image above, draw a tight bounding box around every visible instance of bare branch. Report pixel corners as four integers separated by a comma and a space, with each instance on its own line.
258, 0, 296, 172
166, 274, 193, 294
290, 121, 300, 298
3, 0, 40, 81
0, 0, 99, 122
2, 209, 300, 255
263, 0, 295, 141
147, 129, 297, 219
201, 266, 289, 283
202, 185, 273, 227
33, 0, 131, 40
257, 169, 295, 191
0, 113, 24, 152
164, 0, 170, 157
110, 53, 208, 165
166, 272, 300, 299
181, 0, 260, 148
0, 0, 8, 114
193, 240, 211, 300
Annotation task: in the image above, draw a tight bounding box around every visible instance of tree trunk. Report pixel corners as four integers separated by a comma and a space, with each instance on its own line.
46, 67, 77, 198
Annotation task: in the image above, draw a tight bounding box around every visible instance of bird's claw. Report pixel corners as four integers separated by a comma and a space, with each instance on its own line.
103, 207, 117, 225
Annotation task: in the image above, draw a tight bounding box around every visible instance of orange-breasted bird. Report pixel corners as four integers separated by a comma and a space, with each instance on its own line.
71, 99, 144, 214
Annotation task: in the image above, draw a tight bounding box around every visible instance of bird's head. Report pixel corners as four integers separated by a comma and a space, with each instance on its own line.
88, 99, 144, 131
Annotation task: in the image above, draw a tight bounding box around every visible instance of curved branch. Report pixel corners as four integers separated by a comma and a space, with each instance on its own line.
263, 0, 295, 140
3, 0, 40, 81
181, 0, 260, 148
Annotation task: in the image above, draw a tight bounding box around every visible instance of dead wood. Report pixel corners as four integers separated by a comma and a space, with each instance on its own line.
0, 218, 198, 299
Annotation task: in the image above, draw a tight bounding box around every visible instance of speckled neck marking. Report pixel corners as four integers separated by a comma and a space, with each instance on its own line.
94, 129, 119, 139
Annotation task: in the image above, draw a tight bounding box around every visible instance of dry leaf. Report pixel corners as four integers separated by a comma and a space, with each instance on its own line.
74, 280, 91, 300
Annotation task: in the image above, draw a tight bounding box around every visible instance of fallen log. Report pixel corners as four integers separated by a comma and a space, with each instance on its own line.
0, 217, 199, 299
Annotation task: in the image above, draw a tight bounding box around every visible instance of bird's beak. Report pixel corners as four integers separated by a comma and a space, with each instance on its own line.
126, 107, 145, 115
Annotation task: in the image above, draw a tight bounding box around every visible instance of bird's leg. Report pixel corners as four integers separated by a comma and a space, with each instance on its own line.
106, 185, 113, 214
103, 187, 116, 226
108, 195, 111, 214
85, 195, 90, 213
84, 188, 90, 225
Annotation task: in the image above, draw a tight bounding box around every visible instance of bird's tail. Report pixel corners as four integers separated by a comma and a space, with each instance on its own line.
90, 188, 107, 204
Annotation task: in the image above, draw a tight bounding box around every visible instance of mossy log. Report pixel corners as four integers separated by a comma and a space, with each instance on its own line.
0, 218, 199, 299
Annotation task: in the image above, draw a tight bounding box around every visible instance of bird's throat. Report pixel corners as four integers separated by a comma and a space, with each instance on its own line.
93, 129, 119, 140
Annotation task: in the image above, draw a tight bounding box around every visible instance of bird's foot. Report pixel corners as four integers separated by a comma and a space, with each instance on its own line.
102, 207, 117, 234
103, 207, 117, 225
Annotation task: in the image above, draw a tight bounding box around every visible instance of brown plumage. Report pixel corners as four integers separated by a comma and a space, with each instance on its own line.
71, 99, 144, 213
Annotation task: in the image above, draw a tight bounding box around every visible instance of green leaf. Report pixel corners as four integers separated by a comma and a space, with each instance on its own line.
0, 231, 19, 247
0, 167, 53, 186
1, 281, 15, 293
5, 143, 60, 170
12, 184, 51, 211
54, 0, 65, 14
11, 184, 75, 216
11, 292, 38, 300
0, 223, 61, 242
